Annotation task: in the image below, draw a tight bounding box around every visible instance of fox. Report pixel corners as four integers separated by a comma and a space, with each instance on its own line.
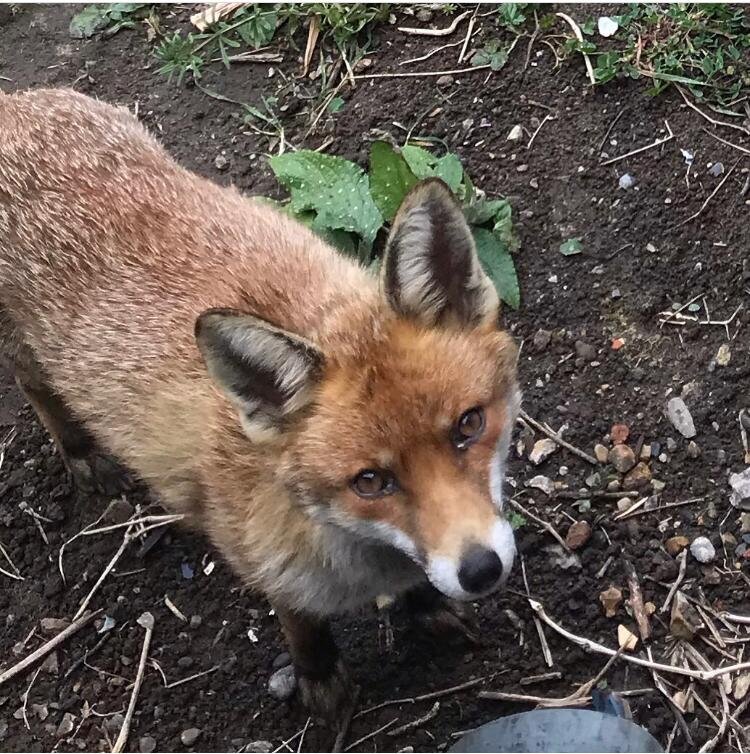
0, 88, 521, 719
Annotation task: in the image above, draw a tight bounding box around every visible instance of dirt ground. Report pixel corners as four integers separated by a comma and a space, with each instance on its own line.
1, 4, 750, 753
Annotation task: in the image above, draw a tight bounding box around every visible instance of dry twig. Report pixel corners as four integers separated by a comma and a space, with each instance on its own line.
355, 65, 490, 81
669, 158, 741, 230
555, 12, 595, 85
677, 86, 749, 135
660, 552, 688, 615
387, 701, 440, 736
508, 498, 570, 552
623, 557, 651, 642
600, 120, 674, 165
398, 10, 471, 37
344, 718, 399, 751
517, 410, 598, 465
702, 127, 750, 157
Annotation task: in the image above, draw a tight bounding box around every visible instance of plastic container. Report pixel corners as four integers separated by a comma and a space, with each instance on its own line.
450, 708, 663, 753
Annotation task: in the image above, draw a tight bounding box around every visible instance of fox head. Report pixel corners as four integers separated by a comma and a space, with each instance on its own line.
196, 179, 521, 601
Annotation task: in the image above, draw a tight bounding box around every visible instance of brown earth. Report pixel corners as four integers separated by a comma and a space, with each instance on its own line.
1, 4, 749, 752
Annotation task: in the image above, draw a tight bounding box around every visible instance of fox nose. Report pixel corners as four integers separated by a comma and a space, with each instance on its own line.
458, 545, 503, 594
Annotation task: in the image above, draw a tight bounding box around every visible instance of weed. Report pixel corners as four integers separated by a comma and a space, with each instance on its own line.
69, 3, 152, 39
266, 142, 520, 308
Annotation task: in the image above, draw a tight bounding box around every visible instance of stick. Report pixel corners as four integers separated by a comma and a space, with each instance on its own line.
533, 615, 554, 667
355, 65, 491, 82
520, 672, 562, 685
598, 107, 628, 153
0, 539, 22, 580
616, 497, 703, 521
457, 6, 478, 64
387, 701, 440, 736
164, 665, 221, 689
702, 127, 750, 157
398, 10, 471, 37
399, 38, 467, 66
529, 598, 750, 681
677, 86, 750, 135
517, 410, 598, 465
332, 685, 361, 752
0, 610, 101, 687
660, 551, 687, 615
112, 612, 154, 753
527, 114, 554, 150
623, 557, 651, 642
22, 666, 42, 729
508, 498, 570, 552
669, 158, 741, 230
600, 120, 674, 165
555, 12, 596, 85
344, 718, 398, 752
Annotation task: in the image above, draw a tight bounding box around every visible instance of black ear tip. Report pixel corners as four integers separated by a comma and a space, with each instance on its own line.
194, 308, 240, 340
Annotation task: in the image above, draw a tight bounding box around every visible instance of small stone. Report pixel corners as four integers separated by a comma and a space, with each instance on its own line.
608, 445, 636, 473
268, 665, 297, 701
708, 161, 725, 177
529, 177, 539, 189
610, 424, 630, 445
529, 438, 557, 465
516, 164, 529, 173
623, 462, 652, 491
658, 453, 668, 464
690, 536, 715, 563
177, 656, 194, 669
41, 651, 59, 675
617, 497, 634, 513
599, 586, 623, 618
436, 74, 454, 87
180, 728, 202, 747
639, 444, 651, 461
665, 536, 690, 556
715, 344, 731, 367
575, 341, 596, 360
245, 743, 273, 753
585, 471, 602, 489
214, 154, 229, 171
741, 513, 750, 532
559, 465, 569, 476
140, 736, 157, 753
652, 479, 666, 494
566, 521, 592, 550
686, 441, 701, 459
650, 442, 661, 458
611, 288, 622, 300
507, 124, 523, 141
594, 444, 609, 464
189, 615, 202, 629
606, 479, 621, 492
666, 397, 696, 439
533, 329, 552, 350
526, 475, 555, 496
670, 591, 702, 640
666, 437, 678, 453
617, 624, 638, 651
734, 674, 750, 701
56, 712, 76, 738
618, 173, 636, 190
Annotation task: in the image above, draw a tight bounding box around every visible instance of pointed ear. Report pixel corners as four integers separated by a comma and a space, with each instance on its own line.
382, 178, 499, 329
195, 309, 324, 439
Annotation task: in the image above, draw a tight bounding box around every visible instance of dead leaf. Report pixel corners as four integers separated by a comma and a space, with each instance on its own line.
599, 586, 623, 618
618, 624, 638, 651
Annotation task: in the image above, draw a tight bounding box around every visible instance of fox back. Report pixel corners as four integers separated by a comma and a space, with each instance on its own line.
0, 88, 521, 617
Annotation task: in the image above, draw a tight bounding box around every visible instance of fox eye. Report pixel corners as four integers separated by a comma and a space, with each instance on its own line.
451, 407, 485, 450
351, 469, 396, 498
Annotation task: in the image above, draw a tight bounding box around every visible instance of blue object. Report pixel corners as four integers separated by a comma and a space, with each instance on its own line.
450, 709, 663, 753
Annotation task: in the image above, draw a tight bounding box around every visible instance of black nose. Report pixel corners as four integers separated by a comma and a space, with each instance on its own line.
458, 545, 503, 594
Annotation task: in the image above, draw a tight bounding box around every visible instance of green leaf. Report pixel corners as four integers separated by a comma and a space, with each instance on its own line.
369, 141, 417, 222
507, 511, 527, 530
434, 153, 463, 193
328, 96, 345, 113
269, 150, 382, 247
236, 8, 278, 48
559, 238, 583, 256
69, 5, 110, 37
401, 144, 437, 179
464, 199, 509, 226
473, 228, 520, 309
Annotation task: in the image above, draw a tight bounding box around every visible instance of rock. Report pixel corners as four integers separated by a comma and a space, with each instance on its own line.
709, 161, 725, 177
623, 462, 652, 491
214, 154, 229, 171
56, 712, 76, 738
565, 521, 592, 550
734, 674, 750, 701
666, 437, 678, 453
533, 329, 552, 350
599, 586, 623, 618
730, 468, 750, 511
529, 438, 557, 465
658, 453, 668, 464
105, 714, 125, 734
140, 736, 157, 753
526, 475, 555, 496
608, 445, 636, 473
716, 344, 731, 366
652, 479, 666, 494
516, 164, 529, 173
618, 173, 636, 190
690, 536, 715, 563
666, 397, 696, 439
594, 444, 609, 464
617, 624, 638, 651
639, 444, 651, 461
268, 665, 297, 701
177, 656, 193, 669
41, 618, 70, 634
507, 124, 523, 141
245, 743, 273, 753
575, 340, 596, 360
545, 544, 581, 571
189, 615, 202, 629
180, 728, 202, 747
610, 424, 630, 445
436, 74, 454, 87
585, 472, 602, 489
41, 650, 59, 675
598, 16, 619, 37
670, 591, 702, 640
272, 651, 291, 670
741, 513, 750, 533
665, 536, 689, 556
684, 440, 700, 460
606, 479, 621, 492
617, 497, 634, 513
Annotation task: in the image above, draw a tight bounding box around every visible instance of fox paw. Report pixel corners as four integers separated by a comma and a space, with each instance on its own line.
67, 453, 133, 496
298, 660, 355, 725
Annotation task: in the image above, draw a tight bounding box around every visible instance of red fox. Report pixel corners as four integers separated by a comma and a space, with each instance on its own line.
0, 88, 520, 719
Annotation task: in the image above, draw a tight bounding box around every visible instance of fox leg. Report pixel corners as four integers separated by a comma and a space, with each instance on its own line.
273, 605, 354, 724
14, 344, 131, 496
403, 582, 480, 645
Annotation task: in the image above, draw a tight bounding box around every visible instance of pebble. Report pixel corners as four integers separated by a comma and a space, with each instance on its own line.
245, 743, 273, 753
665, 535, 689, 556
658, 453, 668, 464
533, 329, 552, 350
529, 438, 557, 465
565, 521, 592, 550
741, 513, 750, 533
268, 665, 297, 701
436, 74, 454, 86
599, 586, 623, 618
180, 728, 202, 747
516, 164, 529, 173
506, 124, 523, 141
730, 468, 750, 510
666, 397, 696, 439
606, 479, 621, 492
618, 173, 636, 190
585, 471, 602, 489
652, 479, 666, 494
670, 591, 701, 640
189, 614, 202, 629
214, 154, 229, 171
177, 656, 194, 669
617, 497, 634, 513
140, 736, 156, 753
623, 462, 652, 491
639, 444, 651, 461
686, 441, 701, 459
56, 713, 76, 738
594, 444, 609, 464
716, 344, 731, 366
575, 341, 596, 361
416, 7, 433, 22
666, 437, 678, 453
608, 445, 636, 473
708, 161, 725, 177
690, 536, 715, 563
526, 475, 555, 496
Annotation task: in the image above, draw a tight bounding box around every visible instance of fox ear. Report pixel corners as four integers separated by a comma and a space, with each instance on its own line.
382, 178, 499, 329
195, 309, 324, 439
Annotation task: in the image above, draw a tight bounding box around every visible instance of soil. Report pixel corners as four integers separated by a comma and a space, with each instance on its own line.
2, 4, 750, 753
